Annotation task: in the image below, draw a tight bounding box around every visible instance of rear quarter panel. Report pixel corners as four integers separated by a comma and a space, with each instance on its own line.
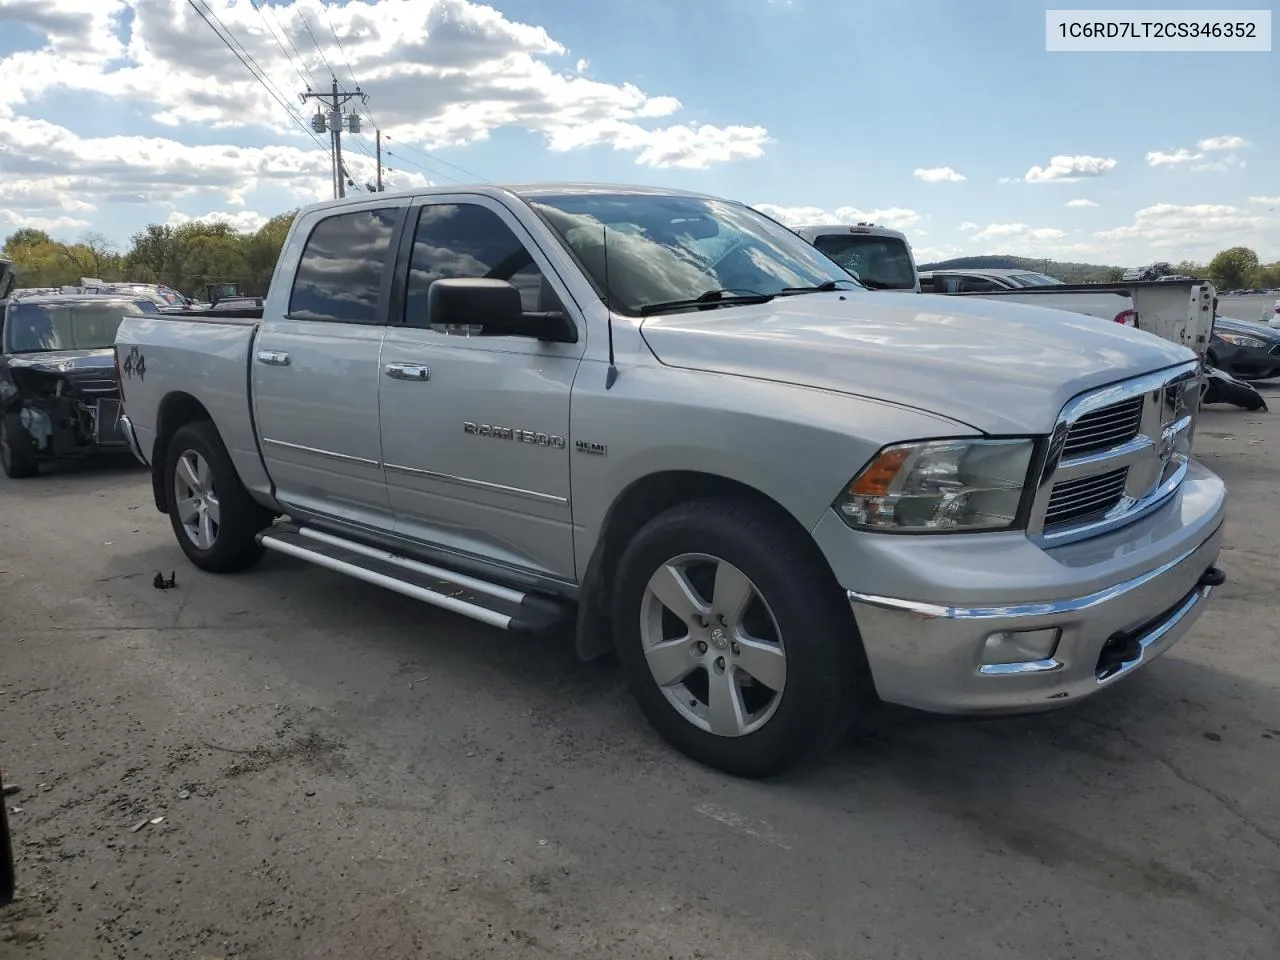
115, 316, 272, 499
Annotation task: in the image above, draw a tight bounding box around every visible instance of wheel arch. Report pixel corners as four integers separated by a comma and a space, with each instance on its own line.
575, 469, 848, 661
150, 391, 215, 512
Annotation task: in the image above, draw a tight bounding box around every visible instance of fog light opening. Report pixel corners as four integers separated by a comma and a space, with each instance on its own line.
980, 627, 1062, 667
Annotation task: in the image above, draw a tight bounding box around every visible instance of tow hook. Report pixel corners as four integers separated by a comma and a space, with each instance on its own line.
1199, 567, 1226, 588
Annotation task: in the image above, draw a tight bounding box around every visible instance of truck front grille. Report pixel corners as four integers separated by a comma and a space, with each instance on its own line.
1061, 396, 1143, 457
1031, 362, 1202, 544
1044, 468, 1129, 529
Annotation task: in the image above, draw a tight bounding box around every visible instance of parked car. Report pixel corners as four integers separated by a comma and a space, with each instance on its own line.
790, 223, 919, 291
918, 268, 1064, 292
115, 184, 1227, 777
1209, 315, 1280, 380
0, 293, 154, 478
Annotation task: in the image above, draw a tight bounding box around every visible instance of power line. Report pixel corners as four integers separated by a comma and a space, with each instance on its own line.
185, 0, 327, 154
382, 134, 488, 183
321, 4, 361, 89
248, 0, 318, 90
299, 13, 338, 81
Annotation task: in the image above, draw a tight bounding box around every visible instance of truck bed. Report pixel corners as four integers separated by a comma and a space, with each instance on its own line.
114, 312, 271, 502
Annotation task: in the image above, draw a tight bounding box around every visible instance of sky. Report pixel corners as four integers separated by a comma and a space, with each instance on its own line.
0, 0, 1276, 267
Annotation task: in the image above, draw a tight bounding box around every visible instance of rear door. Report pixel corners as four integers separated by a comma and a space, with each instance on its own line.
377, 195, 586, 581
251, 200, 408, 529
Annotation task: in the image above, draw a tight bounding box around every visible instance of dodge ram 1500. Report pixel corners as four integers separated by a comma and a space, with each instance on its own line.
114, 184, 1227, 777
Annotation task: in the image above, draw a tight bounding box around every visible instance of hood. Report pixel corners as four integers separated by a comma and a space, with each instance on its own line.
5, 348, 115, 375
1214, 315, 1280, 342
639, 292, 1195, 435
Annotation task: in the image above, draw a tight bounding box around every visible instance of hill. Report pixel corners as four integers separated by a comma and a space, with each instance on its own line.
917, 254, 1125, 284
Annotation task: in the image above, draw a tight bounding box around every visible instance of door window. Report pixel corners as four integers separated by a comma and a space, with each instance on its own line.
404, 203, 561, 326
288, 208, 399, 323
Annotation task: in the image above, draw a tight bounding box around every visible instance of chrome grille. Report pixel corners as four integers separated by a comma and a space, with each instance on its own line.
1061, 396, 1143, 457
1031, 361, 1202, 545
1044, 468, 1128, 529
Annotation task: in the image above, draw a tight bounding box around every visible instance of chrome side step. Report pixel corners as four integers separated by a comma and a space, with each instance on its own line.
258, 524, 570, 632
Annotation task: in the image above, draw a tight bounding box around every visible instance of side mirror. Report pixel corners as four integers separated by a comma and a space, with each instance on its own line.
426, 278, 577, 343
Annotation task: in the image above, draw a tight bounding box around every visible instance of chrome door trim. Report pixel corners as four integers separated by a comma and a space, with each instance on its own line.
383, 461, 568, 505
262, 437, 381, 468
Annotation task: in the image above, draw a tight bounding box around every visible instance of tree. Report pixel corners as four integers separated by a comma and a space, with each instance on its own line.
1207, 246, 1260, 289
2, 228, 54, 254
1174, 260, 1206, 278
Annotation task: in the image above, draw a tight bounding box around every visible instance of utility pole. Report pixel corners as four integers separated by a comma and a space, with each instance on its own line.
376, 129, 383, 192
301, 79, 368, 200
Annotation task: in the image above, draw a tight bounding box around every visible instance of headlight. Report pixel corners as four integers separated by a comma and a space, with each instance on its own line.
835, 439, 1034, 532
1216, 332, 1268, 349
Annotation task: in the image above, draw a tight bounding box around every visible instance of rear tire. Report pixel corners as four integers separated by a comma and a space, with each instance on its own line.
0, 414, 39, 479
612, 498, 867, 778
164, 421, 273, 572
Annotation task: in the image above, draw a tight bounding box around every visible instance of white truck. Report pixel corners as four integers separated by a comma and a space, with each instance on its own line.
112, 184, 1227, 778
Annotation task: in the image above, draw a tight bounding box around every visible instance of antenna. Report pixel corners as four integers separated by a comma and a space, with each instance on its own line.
602, 224, 618, 390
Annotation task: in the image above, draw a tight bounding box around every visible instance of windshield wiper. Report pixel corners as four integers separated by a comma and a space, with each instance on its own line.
779, 279, 859, 295
639, 288, 775, 316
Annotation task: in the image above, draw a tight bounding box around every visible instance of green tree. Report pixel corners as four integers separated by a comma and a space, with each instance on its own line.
1174, 260, 1206, 278
1207, 246, 1260, 289
2, 228, 55, 254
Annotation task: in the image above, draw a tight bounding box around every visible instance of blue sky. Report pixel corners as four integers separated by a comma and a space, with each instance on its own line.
0, 0, 1276, 265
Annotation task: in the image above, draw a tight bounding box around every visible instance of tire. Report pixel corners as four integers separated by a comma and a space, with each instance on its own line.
612, 498, 867, 778
0, 414, 39, 479
164, 421, 273, 572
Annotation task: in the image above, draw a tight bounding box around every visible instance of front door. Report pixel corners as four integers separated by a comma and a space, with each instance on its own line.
252, 202, 404, 529
378, 196, 585, 581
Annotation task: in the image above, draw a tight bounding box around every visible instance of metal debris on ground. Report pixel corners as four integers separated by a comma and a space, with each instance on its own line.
178, 790, 190, 800
153, 570, 177, 589
130, 819, 150, 833
150, 817, 165, 825
1, 784, 19, 797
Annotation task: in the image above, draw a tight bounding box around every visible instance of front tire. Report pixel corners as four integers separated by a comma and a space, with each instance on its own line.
0, 414, 39, 479
165, 421, 273, 572
612, 498, 867, 778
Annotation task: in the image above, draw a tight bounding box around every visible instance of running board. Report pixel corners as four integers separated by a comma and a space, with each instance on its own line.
257, 524, 571, 632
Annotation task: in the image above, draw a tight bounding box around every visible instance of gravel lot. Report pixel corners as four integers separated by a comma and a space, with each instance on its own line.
2, 387, 1279, 960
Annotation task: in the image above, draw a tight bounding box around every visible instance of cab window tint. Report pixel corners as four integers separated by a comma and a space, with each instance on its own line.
404, 203, 557, 325
288, 208, 399, 323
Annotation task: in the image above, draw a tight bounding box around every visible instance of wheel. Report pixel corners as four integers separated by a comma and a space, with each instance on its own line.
0, 414, 39, 479
612, 498, 866, 778
165, 421, 273, 572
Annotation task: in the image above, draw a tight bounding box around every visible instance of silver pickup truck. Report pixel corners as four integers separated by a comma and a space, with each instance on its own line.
114, 184, 1227, 777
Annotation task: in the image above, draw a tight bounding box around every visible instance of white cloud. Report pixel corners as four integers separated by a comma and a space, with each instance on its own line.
1146, 148, 1203, 167
1198, 135, 1248, 151
1191, 154, 1245, 173
0, 0, 766, 169
0, 209, 92, 231
1096, 203, 1280, 261
1023, 154, 1116, 183
973, 223, 1066, 241
958, 221, 979, 231
1066, 198, 1098, 208
165, 209, 271, 233
913, 166, 966, 183
1250, 196, 1280, 206
752, 203, 921, 230
0, 0, 771, 235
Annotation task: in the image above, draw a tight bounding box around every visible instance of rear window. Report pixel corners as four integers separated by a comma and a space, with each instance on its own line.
2, 300, 145, 353
1009, 273, 1062, 287
288, 208, 399, 323
810, 234, 916, 290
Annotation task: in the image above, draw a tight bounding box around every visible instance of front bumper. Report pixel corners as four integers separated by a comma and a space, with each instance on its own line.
815, 460, 1227, 714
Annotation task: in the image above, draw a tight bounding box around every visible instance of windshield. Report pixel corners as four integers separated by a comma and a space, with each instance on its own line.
526, 193, 860, 314
1009, 273, 1062, 287
2, 300, 143, 353
810, 234, 917, 289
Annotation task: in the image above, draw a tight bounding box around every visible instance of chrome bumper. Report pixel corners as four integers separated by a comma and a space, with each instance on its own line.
846, 518, 1224, 715
118, 413, 148, 466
